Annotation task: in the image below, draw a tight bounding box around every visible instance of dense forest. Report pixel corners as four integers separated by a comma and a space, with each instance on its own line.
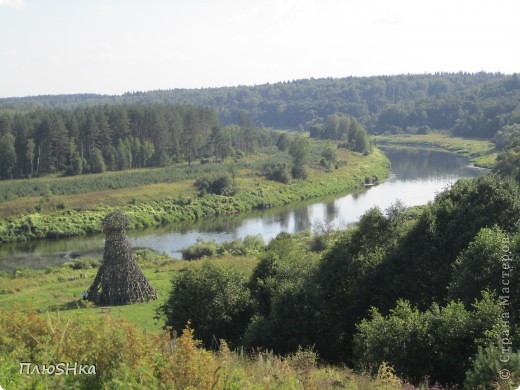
0, 105, 281, 180
0, 103, 373, 181
1, 72, 519, 137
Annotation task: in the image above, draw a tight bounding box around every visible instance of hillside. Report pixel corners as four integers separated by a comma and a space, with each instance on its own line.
1, 72, 519, 138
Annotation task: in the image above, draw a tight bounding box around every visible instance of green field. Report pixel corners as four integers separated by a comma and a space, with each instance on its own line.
0, 146, 390, 243
0, 250, 258, 332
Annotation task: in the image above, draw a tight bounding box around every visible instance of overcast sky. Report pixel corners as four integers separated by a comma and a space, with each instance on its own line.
1, 0, 519, 98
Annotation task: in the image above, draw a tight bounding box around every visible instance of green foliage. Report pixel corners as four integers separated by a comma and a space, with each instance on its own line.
159, 262, 253, 347
0, 147, 390, 243
464, 344, 520, 389
218, 235, 265, 256
5, 73, 517, 139
494, 126, 520, 180
181, 239, 218, 260
288, 136, 310, 179
89, 147, 106, 174
312, 114, 371, 154
194, 173, 237, 196
0, 132, 16, 179
262, 162, 292, 183
180, 236, 265, 260
353, 293, 503, 386
320, 144, 337, 168
243, 232, 321, 354
376, 174, 520, 309
449, 227, 519, 307
276, 132, 290, 151
0, 305, 395, 389
314, 204, 410, 361
0, 103, 275, 180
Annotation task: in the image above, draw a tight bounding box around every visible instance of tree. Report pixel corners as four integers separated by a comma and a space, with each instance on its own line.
353, 293, 502, 387
288, 136, 310, 179
276, 133, 290, 151
116, 138, 132, 170
159, 262, 252, 347
348, 117, 371, 153
89, 147, 106, 173
449, 227, 514, 305
209, 126, 227, 162
0, 132, 16, 179
141, 139, 155, 167
320, 144, 337, 168
24, 138, 35, 177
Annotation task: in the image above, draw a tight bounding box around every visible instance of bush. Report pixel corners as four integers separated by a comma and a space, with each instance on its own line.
194, 173, 236, 196
262, 163, 292, 183
181, 239, 218, 260
353, 293, 503, 387
449, 227, 519, 306
159, 262, 253, 347
217, 235, 265, 256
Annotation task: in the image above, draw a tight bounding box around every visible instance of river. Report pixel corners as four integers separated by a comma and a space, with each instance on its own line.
0, 148, 488, 270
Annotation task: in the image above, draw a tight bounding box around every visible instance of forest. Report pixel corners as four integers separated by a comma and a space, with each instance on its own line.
1, 72, 519, 137
1, 72, 519, 181
0, 104, 279, 180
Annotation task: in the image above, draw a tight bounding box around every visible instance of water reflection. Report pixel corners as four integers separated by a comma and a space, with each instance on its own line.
0, 148, 488, 269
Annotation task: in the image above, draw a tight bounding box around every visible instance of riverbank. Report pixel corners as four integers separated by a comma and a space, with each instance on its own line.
373, 133, 497, 168
0, 148, 390, 243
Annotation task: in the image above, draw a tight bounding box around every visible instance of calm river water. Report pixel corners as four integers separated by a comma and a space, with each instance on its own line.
0, 148, 487, 270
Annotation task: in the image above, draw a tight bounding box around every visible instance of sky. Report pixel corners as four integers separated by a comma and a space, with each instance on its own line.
0, 0, 519, 98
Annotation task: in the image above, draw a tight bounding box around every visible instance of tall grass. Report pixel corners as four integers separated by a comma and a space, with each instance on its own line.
0, 306, 406, 389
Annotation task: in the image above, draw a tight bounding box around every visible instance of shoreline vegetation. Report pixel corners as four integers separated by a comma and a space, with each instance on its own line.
373, 133, 497, 168
0, 146, 390, 244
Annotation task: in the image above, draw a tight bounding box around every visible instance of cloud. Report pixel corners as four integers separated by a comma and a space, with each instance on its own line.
0, 0, 25, 9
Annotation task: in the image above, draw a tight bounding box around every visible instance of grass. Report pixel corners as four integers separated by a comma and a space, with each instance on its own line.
0, 250, 259, 333
373, 133, 497, 168
0, 249, 414, 389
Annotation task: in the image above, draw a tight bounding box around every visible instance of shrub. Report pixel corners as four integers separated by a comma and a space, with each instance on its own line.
353, 293, 503, 387
159, 262, 253, 347
217, 235, 264, 256
262, 163, 292, 183
181, 239, 218, 260
194, 173, 236, 196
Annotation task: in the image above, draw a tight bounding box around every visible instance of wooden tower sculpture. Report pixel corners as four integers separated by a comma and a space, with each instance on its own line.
87, 211, 157, 305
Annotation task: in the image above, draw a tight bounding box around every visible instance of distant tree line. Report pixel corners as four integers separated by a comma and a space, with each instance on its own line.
1, 72, 519, 138
0, 104, 277, 180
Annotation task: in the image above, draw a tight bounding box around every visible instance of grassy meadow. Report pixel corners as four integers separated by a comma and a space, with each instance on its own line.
0, 250, 258, 332
0, 145, 390, 243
